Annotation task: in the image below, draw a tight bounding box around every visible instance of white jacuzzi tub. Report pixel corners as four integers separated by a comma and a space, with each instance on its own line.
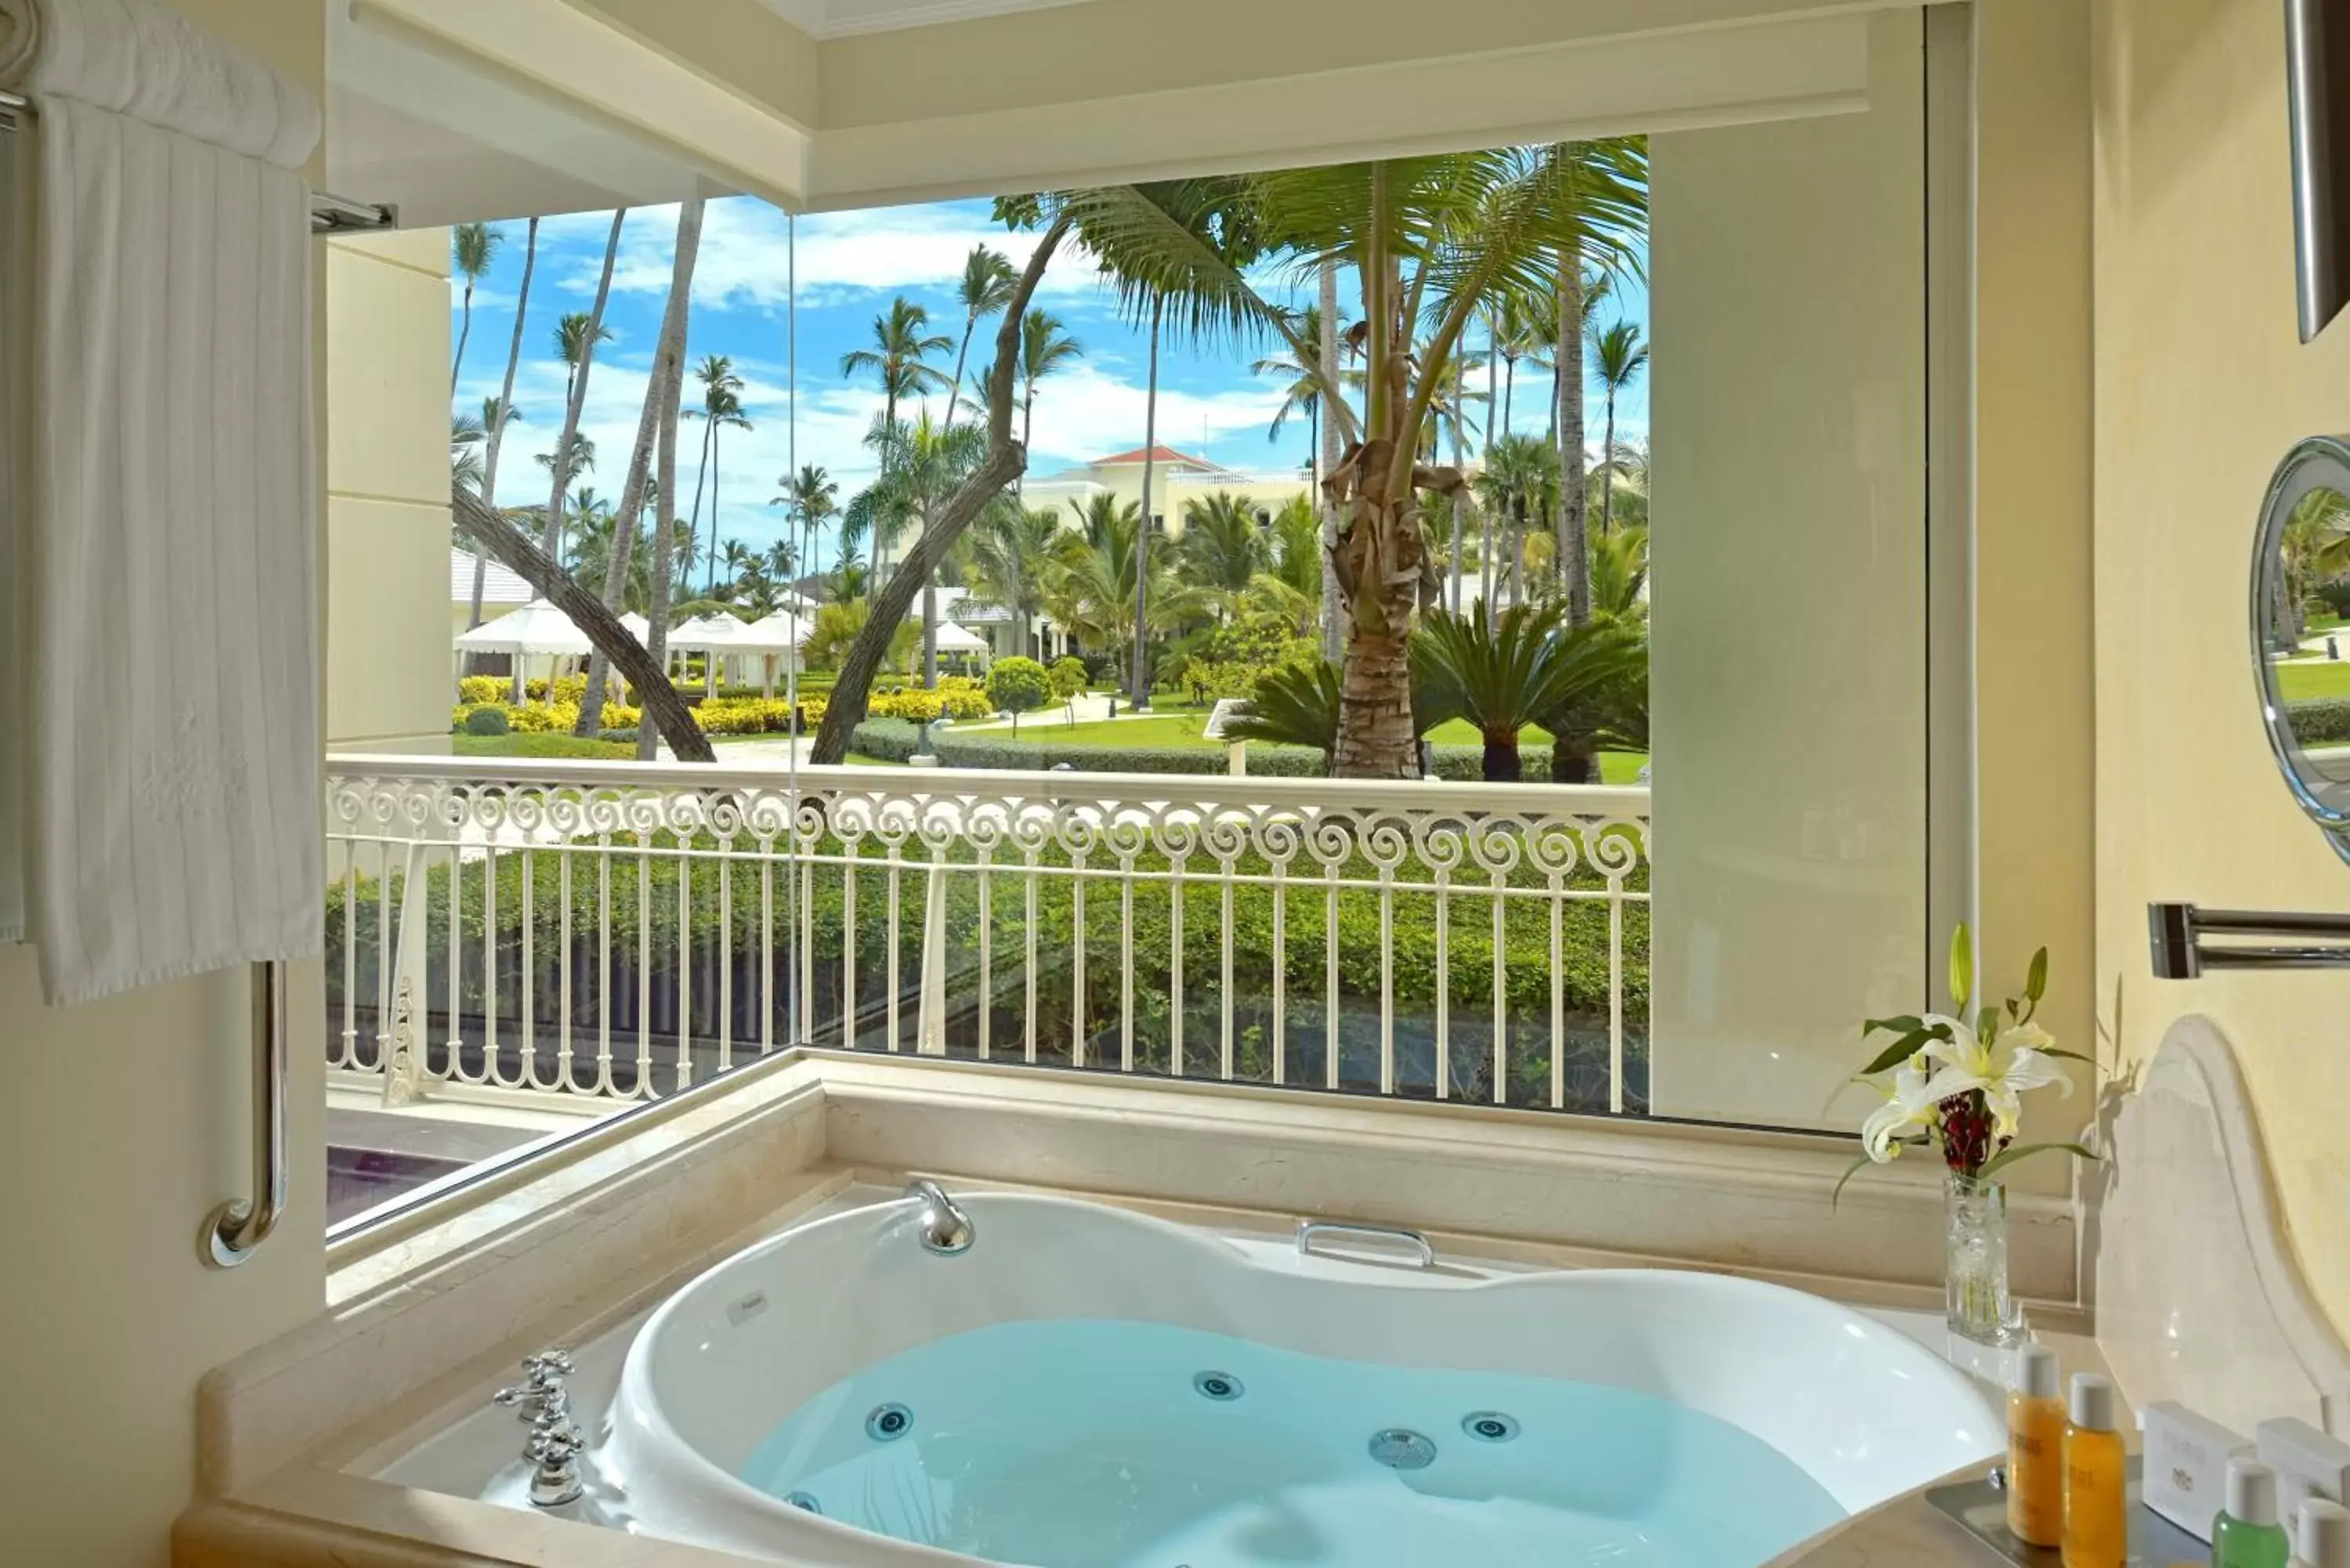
603, 1192, 1999, 1568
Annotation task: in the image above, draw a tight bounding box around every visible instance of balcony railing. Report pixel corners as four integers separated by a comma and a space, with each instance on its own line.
324, 758, 1652, 1116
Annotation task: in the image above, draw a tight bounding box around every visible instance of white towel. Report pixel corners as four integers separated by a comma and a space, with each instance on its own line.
0, 0, 324, 1003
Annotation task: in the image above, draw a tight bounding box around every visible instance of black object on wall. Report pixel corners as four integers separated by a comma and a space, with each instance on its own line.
2288, 0, 2350, 341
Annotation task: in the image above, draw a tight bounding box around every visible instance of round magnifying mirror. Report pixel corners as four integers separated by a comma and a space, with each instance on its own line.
2254, 435, 2350, 861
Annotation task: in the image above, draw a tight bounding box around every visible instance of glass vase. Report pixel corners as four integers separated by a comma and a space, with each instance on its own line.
1944, 1172, 2021, 1346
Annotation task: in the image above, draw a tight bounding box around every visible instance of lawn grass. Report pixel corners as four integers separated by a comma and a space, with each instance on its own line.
2276, 659, 2350, 700
975, 710, 1648, 784
454, 733, 635, 760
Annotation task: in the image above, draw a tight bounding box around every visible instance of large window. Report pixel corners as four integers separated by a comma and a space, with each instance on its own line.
324, 6, 1953, 1233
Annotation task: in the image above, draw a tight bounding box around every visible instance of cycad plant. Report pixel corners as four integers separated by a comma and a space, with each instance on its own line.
1414, 602, 1647, 782
1530, 620, 1649, 783
1223, 659, 1345, 774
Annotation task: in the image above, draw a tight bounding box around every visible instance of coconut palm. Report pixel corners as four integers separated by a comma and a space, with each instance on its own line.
967, 501, 1064, 659
1252, 302, 1344, 482
1043, 494, 1202, 656
774, 463, 838, 598
450, 410, 486, 493
467, 218, 537, 630
1013, 309, 1082, 498
540, 212, 626, 558
678, 355, 752, 595
840, 299, 953, 577
450, 222, 502, 396
1475, 434, 1560, 609
1065, 147, 1645, 774
1177, 491, 1267, 611
1589, 319, 1647, 536
945, 245, 1018, 428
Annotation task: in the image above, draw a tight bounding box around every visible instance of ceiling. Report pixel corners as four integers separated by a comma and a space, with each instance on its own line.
754, 0, 1100, 40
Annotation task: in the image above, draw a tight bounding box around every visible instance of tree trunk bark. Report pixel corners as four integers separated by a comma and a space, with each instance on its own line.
1448, 348, 1466, 614
580, 197, 703, 735
1333, 609, 1418, 779
542, 211, 625, 559
1600, 386, 1618, 537
812, 219, 1071, 764
1556, 259, 1591, 624
452, 484, 714, 761
1482, 732, 1522, 782
638, 356, 683, 761
1318, 260, 1345, 664
470, 218, 538, 632
1132, 302, 1160, 708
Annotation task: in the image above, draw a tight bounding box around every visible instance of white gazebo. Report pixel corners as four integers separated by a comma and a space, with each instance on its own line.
453, 601, 656, 702
927, 618, 992, 673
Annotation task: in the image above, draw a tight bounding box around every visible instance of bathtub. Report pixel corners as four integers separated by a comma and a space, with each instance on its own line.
602, 1192, 2000, 1568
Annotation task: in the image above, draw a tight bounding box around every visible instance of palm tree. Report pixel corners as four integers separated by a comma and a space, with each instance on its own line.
555, 311, 614, 411
1131, 298, 1164, 707
1589, 525, 1649, 623
1588, 320, 1647, 536
468, 217, 537, 630
540, 211, 626, 559
945, 245, 1018, 428
1014, 309, 1082, 498
1043, 493, 1194, 656
678, 355, 751, 596
967, 501, 1064, 659
1412, 602, 1611, 781
1065, 148, 1646, 775
1177, 491, 1266, 612
1476, 434, 1561, 609
1253, 302, 1342, 481
859, 410, 988, 685
840, 298, 953, 582
774, 464, 838, 602
450, 222, 502, 396
451, 410, 486, 492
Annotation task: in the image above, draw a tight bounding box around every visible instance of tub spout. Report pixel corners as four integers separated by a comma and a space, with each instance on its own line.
904, 1179, 974, 1256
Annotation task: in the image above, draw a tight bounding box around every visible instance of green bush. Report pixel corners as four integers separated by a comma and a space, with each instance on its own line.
930, 732, 1327, 776
1049, 657, 1089, 702
461, 704, 512, 737
599, 728, 640, 745
850, 718, 926, 763
988, 657, 1053, 724
2288, 696, 2350, 743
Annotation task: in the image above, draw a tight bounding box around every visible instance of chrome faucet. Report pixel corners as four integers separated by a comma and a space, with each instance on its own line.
494, 1350, 586, 1509
904, 1179, 974, 1255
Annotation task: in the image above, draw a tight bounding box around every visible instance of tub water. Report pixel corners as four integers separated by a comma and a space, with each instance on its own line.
603, 1194, 2000, 1567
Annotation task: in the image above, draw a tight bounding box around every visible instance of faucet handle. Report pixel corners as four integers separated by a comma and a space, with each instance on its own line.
524, 1427, 586, 1508
523, 1349, 574, 1378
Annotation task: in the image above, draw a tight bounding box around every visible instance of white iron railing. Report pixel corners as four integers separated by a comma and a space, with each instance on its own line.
324, 758, 1651, 1115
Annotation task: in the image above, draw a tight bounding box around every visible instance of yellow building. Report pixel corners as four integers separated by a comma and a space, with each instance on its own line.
1021, 444, 1311, 537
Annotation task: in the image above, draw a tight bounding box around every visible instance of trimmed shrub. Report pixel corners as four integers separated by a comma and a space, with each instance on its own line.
868, 684, 993, 722
928, 733, 1326, 776
598, 728, 640, 745
849, 718, 925, 762
461, 704, 512, 737
457, 674, 505, 705
987, 657, 1052, 725
1049, 657, 1088, 702
2287, 696, 2350, 744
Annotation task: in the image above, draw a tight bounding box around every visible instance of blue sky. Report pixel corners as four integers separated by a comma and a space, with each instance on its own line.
448, 195, 1650, 563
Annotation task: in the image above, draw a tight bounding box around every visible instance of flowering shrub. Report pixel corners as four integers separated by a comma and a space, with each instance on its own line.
868, 685, 993, 722
523, 674, 588, 703
457, 674, 505, 705
504, 702, 580, 734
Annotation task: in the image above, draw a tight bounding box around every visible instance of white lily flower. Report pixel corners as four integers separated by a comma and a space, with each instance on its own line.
1919, 1013, 2073, 1140
1860, 1059, 1941, 1163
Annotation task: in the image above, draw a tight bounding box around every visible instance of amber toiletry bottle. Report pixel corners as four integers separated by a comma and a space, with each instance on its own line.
2008, 1343, 2065, 1547
2064, 1372, 2128, 1568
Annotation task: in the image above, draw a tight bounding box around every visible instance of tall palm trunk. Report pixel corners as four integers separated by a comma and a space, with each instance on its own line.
1481, 309, 1498, 612
682, 419, 714, 600
541, 210, 625, 561
1600, 383, 1619, 537
1448, 347, 1466, 613
705, 421, 724, 594
582, 198, 702, 735
639, 392, 681, 764
470, 218, 537, 630
1318, 259, 1344, 664
875, 388, 899, 587
1556, 259, 1591, 624
1131, 301, 1162, 708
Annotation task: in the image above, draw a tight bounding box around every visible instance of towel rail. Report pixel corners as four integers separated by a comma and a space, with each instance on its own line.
201, 961, 287, 1269
2148, 901, 2350, 977
0, 89, 396, 231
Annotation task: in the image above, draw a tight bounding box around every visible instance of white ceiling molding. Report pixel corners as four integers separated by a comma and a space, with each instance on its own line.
804, 10, 1871, 210
757, 0, 1100, 41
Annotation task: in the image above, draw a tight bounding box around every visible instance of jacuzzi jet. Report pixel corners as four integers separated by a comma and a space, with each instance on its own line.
1191, 1371, 1244, 1401
1462, 1411, 1520, 1443
786, 1491, 822, 1514
1368, 1428, 1436, 1470
866, 1404, 913, 1442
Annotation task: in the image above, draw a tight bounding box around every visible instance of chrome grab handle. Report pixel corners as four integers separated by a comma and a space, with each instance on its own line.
1296, 1219, 1437, 1270
2149, 901, 2350, 977
201, 961, 288, 1269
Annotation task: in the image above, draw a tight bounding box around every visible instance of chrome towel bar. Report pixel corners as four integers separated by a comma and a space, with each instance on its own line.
2148, 902, 2350, 977
201, 961, 287, 1268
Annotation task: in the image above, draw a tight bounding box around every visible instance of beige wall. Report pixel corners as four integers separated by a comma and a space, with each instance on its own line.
2091, 0, 2350, 1331
327, 228, 454, 755
1647, 9, 1929, 1128
0, 5, 329, 1566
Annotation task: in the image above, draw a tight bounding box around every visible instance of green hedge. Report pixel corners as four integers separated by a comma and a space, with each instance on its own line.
2287, 696, 2350, 744
847, 721, 1553, 782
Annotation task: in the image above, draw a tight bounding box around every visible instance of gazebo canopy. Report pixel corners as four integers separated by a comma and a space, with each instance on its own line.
733, 615, 811, 655
668, 614, 759, 652
928, 620, 990, 655
453, 598, 590, 657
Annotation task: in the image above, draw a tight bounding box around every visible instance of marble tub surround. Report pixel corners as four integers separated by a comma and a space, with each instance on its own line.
183, 1050, 2092, 1567
2085, 1017, 2350, 1439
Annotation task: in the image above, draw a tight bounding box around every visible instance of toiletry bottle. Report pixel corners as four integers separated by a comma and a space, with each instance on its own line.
2293, 1499, 2350, 1568
2214, 1461, 2292, 1568
2064, 1373, 2128, 1568
2008, 1344, 2066, 1547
